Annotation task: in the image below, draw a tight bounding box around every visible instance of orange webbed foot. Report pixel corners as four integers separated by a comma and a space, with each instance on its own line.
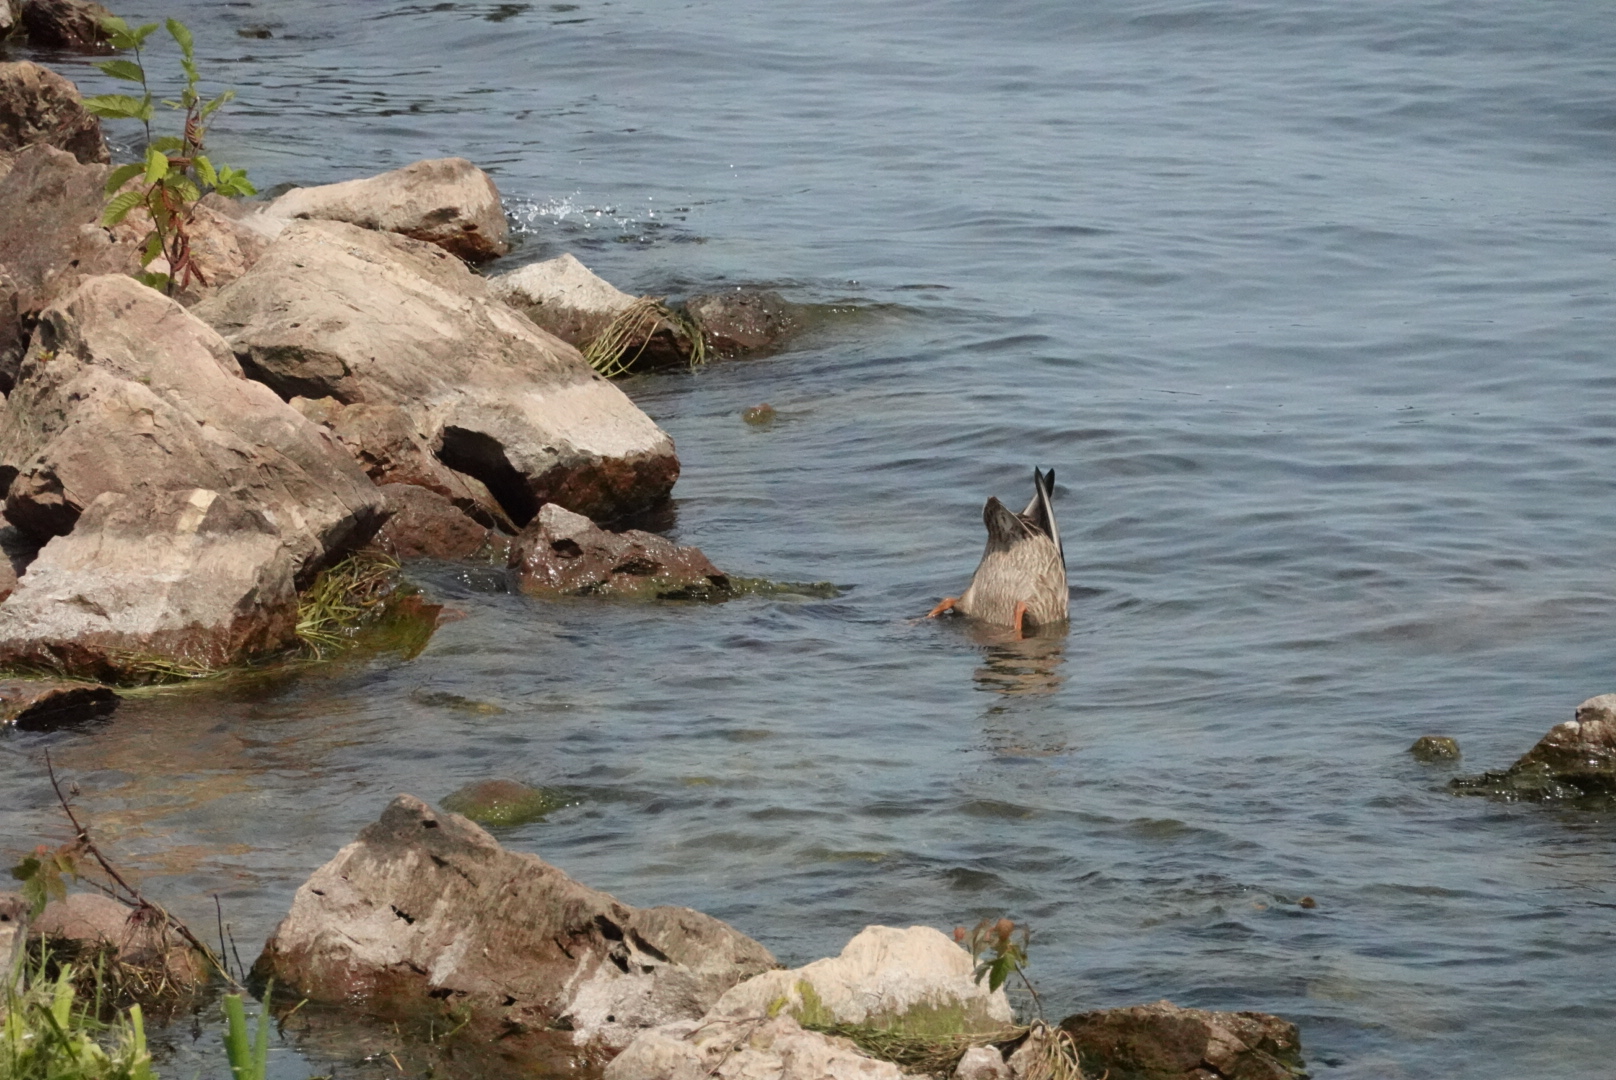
1011, 600, 1029, 639
927, 597, 958, 618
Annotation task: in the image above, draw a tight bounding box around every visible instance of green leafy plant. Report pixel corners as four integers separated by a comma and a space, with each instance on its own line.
957, 917, 1044, 1018
220, 987, 271, 1080
82, 15, 256, 296
10, 841, 84, 920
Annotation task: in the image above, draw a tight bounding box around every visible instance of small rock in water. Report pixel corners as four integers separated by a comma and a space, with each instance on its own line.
1409, 735, 1460, 761
441, 779, 569, 827
1298, 896, 1317, 909
0, 679, 118, 730
508, 503, 731, 601
742, 403, 776, 425
236, 25, 273, 38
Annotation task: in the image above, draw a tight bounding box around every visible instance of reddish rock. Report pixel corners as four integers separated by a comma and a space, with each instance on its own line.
253, 794, 776, 1065
0, 141, 107, 325
686, 289, 800, 358
374, 483, 510, 562
1058, 1000, 1306, 1080
0, 677, 117, 728
509, 503, 730, 600
1452, 693, 1616, 800
18, 0, 113, 52
0, 61, 108, 165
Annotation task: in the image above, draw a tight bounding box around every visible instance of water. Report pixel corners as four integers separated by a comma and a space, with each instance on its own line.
4, 1, 1616, 1076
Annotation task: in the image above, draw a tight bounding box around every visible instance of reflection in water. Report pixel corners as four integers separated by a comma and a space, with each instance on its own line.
968, 624, 1068, 699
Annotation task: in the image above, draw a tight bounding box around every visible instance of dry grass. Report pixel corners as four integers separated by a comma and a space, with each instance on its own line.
581, 296, 708, 378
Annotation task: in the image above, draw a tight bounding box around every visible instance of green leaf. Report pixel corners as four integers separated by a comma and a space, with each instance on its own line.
149, 134, 184, 154
988, 954, 1015, 992
201, 88, 236, 119
194, 155, 218, 187
11, 855, 40, 882
170, 176, 201, 204
141, 232, 163, 265
82, 93, 147, 120
143, 149, 169, 185
136, 270, 170, 292
101, 189, 146, 226
132, 21, 160, 45
95, 59, 146, 83
100, 14, 130, 34
166, 17, 195, 59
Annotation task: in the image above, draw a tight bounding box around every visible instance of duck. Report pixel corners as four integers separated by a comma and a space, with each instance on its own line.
928, 467, 1068, 636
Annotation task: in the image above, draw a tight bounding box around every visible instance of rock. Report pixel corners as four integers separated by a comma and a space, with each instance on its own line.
194, 219, 678, 523
253, 794, 777, 1064
954, 1044, 1011, 1080
0, 268, 22, 395
0, 144, 108, 387
509, 503, 730, 601
741, 403, 776, 425
0, 275, 386, 679
0, 61, 108, 165
703, 924, 1015, 1035
0, 0, 19, 38
251, 157, 510, 263
290, 396, 509, 531
374, 483, 510, 563
1057, 1000, 1305, 1080
686, 289, 800, 358
31, 892, 204, 989
604, 1014, 907, 1080
490, 254, 699, 370
0, 677, 117, 728
0, 891, 26, 978
1451, 694, 1616, 801
1409, 735, 1459, 762
439, 778, 568, 827
89, 194, 270, 305
18, 0, 113, 52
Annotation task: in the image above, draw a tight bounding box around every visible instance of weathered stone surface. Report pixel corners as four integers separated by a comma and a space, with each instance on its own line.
0, 268, 22, 395
686, 289, 800, 358
709, 925, 1015, 1034
0, 275, 385, 678
0, 142, 107, 314
0, 61, 108, 165
490, 253, 697, 370
88, 195, 269, 304
374, 483, 509, 563
1409, 735, 1459, 762
254, 794, 777, 1063
1058, 1000, 1305, 1080
195, 219, 679, 523
509, 503, 729, 600
0, 891, 29, 978
18, 0, 113, 52
31, 892, 204, 989
953, 1044, 1011, 1080
0, 0, 19, 39
291, 396, 508, 531
1451, 694, 1616, 801
250, 157, 510, 263
0, 677, 117, 728
605, 1015, 907, 1080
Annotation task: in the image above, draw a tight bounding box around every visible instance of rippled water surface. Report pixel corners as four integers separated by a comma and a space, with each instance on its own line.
5, 1, 1616, 1076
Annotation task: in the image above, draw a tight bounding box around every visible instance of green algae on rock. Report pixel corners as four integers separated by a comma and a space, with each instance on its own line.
440, 779, 573, 827
1409, 735, 1460, 762
1451, 693, 1616, 803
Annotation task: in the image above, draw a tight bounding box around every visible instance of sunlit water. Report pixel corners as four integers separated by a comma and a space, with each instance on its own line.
4, 1, 1615, 1076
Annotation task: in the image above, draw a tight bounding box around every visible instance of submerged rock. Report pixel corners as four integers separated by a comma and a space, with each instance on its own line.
440, 778, 569, 827
1058, 999, 1306, 1080
17, 0, 113, 52
251, 157, 510, 263
253, 794, 776, 1066
0, 275, 385, 679
0, 61, 108, 165
0, 677, 117, 728
1451, 694, 1616, 801
509, 503, 730, 600
490, 254, 698, 371
1409, 735, 1460, 762
194, 220, 679, 523
606, 925, 1013, 1080
686, 289, 800, 358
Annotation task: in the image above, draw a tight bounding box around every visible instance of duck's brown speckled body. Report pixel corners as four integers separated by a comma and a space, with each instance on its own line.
929, 468, 1068, 635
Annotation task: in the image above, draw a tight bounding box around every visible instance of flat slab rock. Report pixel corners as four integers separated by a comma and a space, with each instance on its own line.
509, 503, 729, 600
1058, 999, 1306, 1080
253, 794, 777, 1065
1451, 693, 1616, 800
194, 219, 678, 523
0, 678, 117, 729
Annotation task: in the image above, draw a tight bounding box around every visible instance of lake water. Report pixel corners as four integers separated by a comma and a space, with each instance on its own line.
4, 1, 1615, 1076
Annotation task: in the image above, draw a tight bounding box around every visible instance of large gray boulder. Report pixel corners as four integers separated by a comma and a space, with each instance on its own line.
0, 275, 385, 679
247, 158, 510, 263
194, 219, 679, 523
1451, 693, 1616, 801
0, 61, 108, 165
253, 794, 777, 1065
